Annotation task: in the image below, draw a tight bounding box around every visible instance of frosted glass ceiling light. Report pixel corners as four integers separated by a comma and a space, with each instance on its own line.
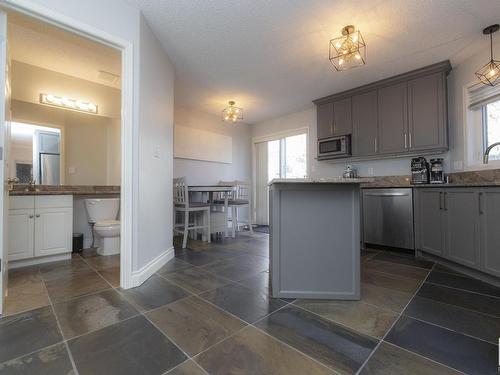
329, 25, 366, 71
475, 24, 500, 87
40, 93, 98, 114
222, 101, 243, 123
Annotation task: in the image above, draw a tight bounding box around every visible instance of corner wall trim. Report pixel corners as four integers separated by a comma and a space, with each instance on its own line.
128, 247, 174, 288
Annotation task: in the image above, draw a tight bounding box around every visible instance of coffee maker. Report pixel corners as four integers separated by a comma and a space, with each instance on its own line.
411, 157, 429, 184
430, 158, 445, 184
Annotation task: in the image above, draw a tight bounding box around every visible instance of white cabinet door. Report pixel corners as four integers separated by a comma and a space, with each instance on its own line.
8, 209, 34, 261
34, 207, 72, 257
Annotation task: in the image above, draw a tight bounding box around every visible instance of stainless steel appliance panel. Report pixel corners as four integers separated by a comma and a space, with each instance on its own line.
317, 135, 351, 160
363, 188, 414, 249
40, 153, 60, 185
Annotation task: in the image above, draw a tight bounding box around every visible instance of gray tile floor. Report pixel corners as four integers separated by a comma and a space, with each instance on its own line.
1, 232, 498, 374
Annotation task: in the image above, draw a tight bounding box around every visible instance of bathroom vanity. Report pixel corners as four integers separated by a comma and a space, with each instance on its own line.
269, 178, 365, 300
8, 195, 73, 267
8, 185, 120, 267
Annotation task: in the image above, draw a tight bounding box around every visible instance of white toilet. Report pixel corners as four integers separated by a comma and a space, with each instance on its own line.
85, 198, 120, 256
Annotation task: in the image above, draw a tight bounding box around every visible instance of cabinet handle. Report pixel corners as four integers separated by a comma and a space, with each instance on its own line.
479, 192, 484, 214
443, 192, 448, 211
374, 138, 378, 152
29, 214, 34, 219
409, 132, 413, 148
404, 133, 407, 148
330, 122, 334, 134
439, 192, 443, 210
35, 214, 40, 218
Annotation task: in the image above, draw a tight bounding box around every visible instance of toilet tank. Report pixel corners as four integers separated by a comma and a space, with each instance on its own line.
85, 198, 120, 222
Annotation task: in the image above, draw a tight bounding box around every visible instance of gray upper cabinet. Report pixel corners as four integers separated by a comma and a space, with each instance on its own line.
313, 60, 451, 161
444, 190, 480, 268
317, 102, 333, 140
480, 188, 500, 277
317, 98, 352, 139
415, 189, 444, 256
332, 97, 352, 136
408, 72, 447, 151
378, 82, 408, 154
352, 90, 378, 157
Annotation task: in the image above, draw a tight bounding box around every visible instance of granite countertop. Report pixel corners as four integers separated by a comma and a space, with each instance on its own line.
269, 177, 373, 185
9, 185, 120, 196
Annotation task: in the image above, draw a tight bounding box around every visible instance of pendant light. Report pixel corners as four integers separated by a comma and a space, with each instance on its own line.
222, 101, 243, 123
475, 24, 500, 87
329, 25, 366, 71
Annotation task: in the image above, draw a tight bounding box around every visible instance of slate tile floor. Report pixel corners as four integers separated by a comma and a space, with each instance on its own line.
1, 232, 499, 374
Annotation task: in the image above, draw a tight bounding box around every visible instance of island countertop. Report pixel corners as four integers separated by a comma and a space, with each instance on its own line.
269, 177, 373, 185
9, 185, 120, 196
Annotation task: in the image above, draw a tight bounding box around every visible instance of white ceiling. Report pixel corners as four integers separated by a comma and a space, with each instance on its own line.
126, 0, 500, 124
8, 12, 121, 89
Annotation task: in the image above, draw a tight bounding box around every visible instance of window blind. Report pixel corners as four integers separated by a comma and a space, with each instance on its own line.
468, 83, 500, 109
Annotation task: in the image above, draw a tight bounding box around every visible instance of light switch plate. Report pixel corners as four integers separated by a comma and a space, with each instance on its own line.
367, 167, 374, 175
68, 167, 76, 174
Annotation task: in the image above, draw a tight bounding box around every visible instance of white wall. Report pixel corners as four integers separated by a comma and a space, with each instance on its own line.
10, 0, 176, 278
174, 106, 252, 185
135, 15, 175, 271
252, 47, 500, 178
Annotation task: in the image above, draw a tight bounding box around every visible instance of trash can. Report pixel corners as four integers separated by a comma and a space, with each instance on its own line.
73, 233, 83, 253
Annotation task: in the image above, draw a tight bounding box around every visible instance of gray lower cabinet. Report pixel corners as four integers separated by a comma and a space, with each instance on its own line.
444, 190, 480, 268
480, 188, 500, 277
415, 189, 444, 256
415, 187, 498, 276
352, 90, 378, 157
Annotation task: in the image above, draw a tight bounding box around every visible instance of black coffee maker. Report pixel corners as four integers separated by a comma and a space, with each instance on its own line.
430, 158, 445, 184
411, 157, 429, 184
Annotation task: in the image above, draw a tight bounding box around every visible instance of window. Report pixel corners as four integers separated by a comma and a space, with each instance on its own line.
267, 133, 307, 181
483, 99, 500, 161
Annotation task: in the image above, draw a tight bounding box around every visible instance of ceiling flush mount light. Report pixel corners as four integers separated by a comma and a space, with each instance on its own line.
475, 24, 500, 87
222, 101, 243, 123
40, 93, 98, 114
329, 25, 366, 71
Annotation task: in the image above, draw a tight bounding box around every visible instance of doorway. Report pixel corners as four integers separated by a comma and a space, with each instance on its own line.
0, 5, 132, 316
253, 129, 308, 225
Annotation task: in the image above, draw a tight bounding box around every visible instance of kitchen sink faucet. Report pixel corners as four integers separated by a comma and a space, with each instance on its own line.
483, 142, 500, 164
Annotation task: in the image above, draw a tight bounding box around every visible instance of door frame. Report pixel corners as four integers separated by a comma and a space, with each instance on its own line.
0, 0, 136, 289
251, 127, 310, 225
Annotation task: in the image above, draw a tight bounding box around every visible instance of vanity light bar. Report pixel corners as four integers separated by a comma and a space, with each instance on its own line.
40, 94, 98, 114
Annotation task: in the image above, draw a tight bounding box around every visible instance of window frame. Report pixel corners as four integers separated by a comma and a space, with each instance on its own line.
482, 100, 500, 162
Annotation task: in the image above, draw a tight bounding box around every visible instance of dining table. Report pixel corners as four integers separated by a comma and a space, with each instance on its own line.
187, 185, 235, 238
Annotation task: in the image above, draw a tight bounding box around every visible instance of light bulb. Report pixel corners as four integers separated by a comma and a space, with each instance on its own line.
339, 59, 344, 65
355, 54, 361, 60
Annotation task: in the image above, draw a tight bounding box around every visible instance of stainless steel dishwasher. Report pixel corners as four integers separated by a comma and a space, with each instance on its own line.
362, 188, 414, 250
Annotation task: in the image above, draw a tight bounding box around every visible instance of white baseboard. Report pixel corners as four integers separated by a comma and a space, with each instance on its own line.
129, 247, 174, 288
9, 253, 72, 269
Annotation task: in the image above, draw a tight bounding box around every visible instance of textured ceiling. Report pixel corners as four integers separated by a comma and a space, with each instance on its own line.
8, 12, 121, 89
127, 0, 499, 123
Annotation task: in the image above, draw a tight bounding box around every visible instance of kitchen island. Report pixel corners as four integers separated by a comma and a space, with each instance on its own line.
269, 178, 367, 300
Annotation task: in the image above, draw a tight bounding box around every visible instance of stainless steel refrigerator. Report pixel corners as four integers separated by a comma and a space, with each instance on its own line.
39, 153, 60, 185
34, 130, 61, 185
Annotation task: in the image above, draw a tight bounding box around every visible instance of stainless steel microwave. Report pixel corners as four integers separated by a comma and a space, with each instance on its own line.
317, 135, 351, 160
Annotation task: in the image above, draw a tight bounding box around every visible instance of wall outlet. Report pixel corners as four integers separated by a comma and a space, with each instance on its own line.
154, 145, 160, 159
68, 167, 76, 174
453, 160, 463, 171
367, 167, 374, 176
